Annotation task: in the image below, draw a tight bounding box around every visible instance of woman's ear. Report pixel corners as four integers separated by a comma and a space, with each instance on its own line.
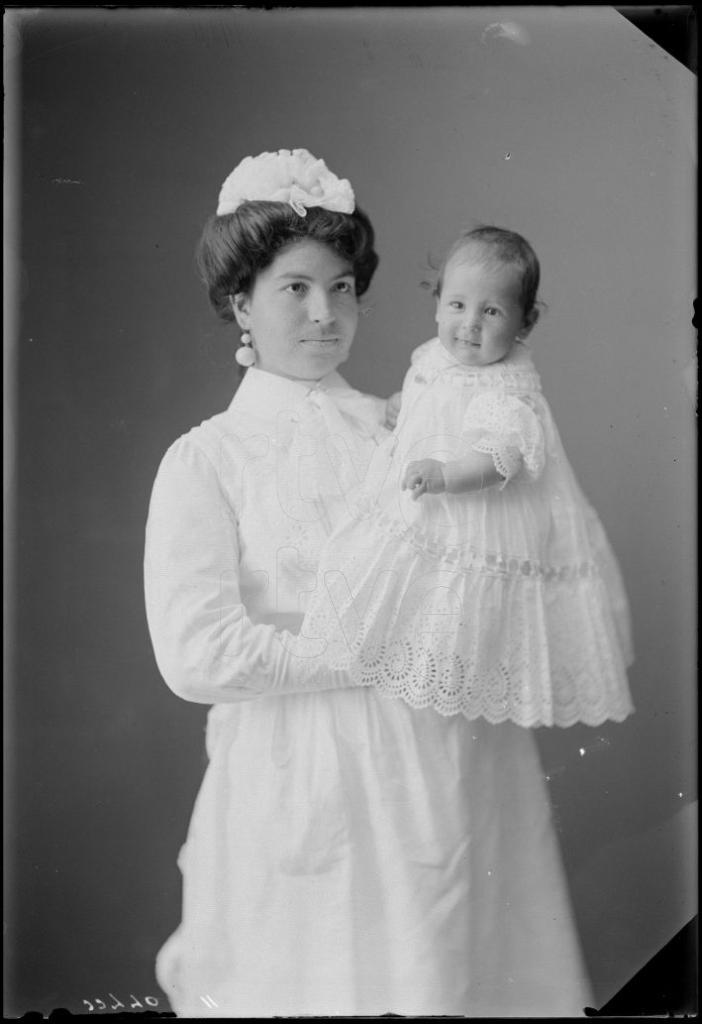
230, 292, 250, 330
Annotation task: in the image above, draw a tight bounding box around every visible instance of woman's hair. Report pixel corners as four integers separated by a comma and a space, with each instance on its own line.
197, 201, 379, 322
434, 225, 541, 320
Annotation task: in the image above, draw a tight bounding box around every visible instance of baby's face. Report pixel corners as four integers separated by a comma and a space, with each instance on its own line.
435, 251, 529, 367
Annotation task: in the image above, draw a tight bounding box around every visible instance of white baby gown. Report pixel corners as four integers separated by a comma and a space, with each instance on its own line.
145, 363, 595, 1018
297, 338, 634, 728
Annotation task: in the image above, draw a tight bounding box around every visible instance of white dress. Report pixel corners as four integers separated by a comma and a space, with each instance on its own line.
144, 364, 594, 1017
298, 338, 634, 728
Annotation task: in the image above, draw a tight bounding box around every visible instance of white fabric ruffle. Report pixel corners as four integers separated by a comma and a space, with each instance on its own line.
296, 338, 634, 728
297, 506, 633, 727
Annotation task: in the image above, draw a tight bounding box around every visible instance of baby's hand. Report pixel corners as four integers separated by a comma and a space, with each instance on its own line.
401, 459, 447, 500
384, 391, 402, 430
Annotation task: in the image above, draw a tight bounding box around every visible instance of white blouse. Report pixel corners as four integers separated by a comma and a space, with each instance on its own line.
144, 366, 387, 705
144, 365, 593, 1018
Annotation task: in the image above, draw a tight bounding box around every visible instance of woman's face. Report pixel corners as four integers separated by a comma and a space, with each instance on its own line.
234, 238, 359, 381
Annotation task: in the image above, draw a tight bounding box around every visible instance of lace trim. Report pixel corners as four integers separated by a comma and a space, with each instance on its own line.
413, 367, 542, 393
340, 634, 634, 728
293, 618, 633, 728
462, 391, 546, 480
471, 439, 522, 486
348, 502, 603, 582
412, 341, 543, 393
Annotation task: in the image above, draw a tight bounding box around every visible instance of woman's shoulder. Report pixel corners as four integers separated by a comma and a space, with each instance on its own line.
156, 406, 252, 481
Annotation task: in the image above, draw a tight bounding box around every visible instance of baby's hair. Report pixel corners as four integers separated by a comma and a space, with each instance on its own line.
196, 201, 379, 323
434, 225, 541, 320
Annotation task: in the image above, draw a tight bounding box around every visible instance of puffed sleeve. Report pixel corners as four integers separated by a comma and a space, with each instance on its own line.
144, 437, 350, 704
461, 391, 546, 486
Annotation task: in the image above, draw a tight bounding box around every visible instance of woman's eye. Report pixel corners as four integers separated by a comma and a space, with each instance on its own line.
448, 301, 464, 311
285, 282, 307, 295
335, 281, 354, 294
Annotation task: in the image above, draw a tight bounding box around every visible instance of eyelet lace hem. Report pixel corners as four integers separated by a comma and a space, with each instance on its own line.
293, 629, 634, 729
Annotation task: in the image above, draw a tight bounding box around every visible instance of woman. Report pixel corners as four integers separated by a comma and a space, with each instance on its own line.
144, 148, 592, 1017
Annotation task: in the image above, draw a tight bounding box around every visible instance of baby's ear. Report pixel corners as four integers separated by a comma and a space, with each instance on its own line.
522, 307, 539, 335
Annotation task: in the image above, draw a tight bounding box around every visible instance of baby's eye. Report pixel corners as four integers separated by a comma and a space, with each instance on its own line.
484, 306, 502, 317
448, 301, 464, 311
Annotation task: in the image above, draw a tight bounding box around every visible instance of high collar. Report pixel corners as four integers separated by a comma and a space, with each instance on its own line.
426, 336, 535, 372
228, 366, 350, 418
223, 366, 380, 498
417, 337, 540, 387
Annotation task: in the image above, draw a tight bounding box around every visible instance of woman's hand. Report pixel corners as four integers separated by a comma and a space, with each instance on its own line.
384, 391, 402, 430
401, 458, 447, 500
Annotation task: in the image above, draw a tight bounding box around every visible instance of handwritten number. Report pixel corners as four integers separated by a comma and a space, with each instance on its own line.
81, 992, 158, 1012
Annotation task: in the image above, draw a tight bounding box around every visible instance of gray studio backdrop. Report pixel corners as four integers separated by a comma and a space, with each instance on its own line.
5, 7, 696, 1016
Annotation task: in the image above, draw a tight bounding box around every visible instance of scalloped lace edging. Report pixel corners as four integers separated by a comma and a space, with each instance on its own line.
471, 438, 523, 485
368, 679, 633, 728
308, 636, 635, 728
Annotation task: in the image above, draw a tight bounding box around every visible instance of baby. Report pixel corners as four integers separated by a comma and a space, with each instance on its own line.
295, 226, 634, 729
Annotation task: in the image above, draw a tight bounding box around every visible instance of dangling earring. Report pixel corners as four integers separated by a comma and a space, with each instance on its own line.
236, 330, 256, 367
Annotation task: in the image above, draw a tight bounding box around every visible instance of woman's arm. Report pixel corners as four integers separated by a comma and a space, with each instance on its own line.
144, 438, 350, 704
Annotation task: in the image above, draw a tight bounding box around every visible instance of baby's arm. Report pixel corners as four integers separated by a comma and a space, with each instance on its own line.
402, 389, 546, 500
401, 454, 505, 500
